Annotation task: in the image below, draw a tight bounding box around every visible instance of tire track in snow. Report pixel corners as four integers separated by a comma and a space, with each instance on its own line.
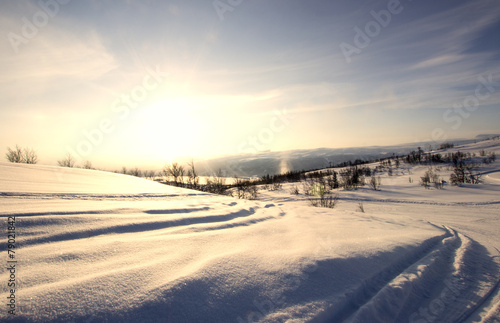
313, 226, 499, 323
0, 192, 210, 200
337, 197, 500, 207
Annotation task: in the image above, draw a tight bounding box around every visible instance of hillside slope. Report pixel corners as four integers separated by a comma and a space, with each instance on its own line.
0, 141, 499, 322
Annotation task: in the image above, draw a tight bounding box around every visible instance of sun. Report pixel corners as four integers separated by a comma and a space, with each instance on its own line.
133, 97, 205, 162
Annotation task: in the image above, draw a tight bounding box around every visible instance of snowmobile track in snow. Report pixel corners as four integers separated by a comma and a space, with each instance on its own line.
313, 226, 499, 323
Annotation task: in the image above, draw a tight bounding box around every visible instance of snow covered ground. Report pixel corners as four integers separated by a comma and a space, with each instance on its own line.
1, 139, 499, 322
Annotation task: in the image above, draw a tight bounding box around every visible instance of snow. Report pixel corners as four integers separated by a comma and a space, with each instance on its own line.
1, 139, 500, 322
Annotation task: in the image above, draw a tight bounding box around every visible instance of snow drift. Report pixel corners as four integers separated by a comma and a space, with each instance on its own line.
1, 139, 499, 322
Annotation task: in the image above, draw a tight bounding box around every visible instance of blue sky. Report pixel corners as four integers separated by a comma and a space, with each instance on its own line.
1, 0, 500, 169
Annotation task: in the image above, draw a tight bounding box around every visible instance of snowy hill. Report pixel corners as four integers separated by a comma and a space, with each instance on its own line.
194, 136, 499, 177
1, 139, 500, 322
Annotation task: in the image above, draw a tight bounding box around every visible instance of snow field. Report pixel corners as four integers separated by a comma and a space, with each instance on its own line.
0, 138, 499, 322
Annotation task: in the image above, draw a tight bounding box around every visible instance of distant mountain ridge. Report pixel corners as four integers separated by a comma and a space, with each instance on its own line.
195, 135, 499, 177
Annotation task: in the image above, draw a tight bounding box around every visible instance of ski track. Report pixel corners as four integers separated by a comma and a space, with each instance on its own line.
268, 195, 500, 207
310, 226, 499, 323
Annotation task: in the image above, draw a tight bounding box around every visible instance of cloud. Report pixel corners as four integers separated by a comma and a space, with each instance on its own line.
334, 0, 500, 111
0, 28, 117, 84
0, 12, 119, 116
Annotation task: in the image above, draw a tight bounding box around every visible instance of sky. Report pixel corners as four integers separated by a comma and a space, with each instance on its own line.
1, 0, 500, 170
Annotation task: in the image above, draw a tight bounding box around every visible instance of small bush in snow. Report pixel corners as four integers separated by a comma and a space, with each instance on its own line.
58, 153, 76, 168
309, 193, 339, 209
290, 185, 300, 195
369, 176, 381, 191
302, 180, 313, 196
271, 181, 282, 191
6, 145, 38, 164
483, 152, 496, 165
82, 161, 94, 169
163, 162, 185, 186
339, 166, 364, 190
450, 162, 482, 185
420, 167, 442, 189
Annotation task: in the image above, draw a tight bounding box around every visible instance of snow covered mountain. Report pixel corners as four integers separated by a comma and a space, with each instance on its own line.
1, 139, 499, 322
195, 136, 499, 177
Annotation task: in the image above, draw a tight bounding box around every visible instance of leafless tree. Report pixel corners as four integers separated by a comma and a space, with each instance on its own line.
144, 170, 157, 180
23, 147, 38, 164
6, 145, 24, 163
129, 167, 142, 177
5, 145, 38, 164
369, 175, 381, 190
58, 153, 76, 168
206, 168, 226, 194
83, 160, 94, 169
163, 162, 184, 186
187, 159, 199, 189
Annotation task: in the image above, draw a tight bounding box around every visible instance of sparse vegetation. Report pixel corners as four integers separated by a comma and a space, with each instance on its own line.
82, 161, 94, 169
309, 192, 339, 209
339, 166, 364, 190
5, 145, 38, 164
186, 159, 199, 189
450, 161, 482, 185
440, 143, 454, 150
163, 162, 185, 186
290, 185, 300, 195
58, 153, 76, 168
420, 167, 442, 189
369, 175, 381, 190
205, 169, 228, 195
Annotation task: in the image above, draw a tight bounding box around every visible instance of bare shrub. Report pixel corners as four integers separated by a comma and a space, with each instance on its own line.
420, 167, 442, 189
5, 145, 38, 164
163, 162, 184, 186
58, 153, 76, 168
247, 185, 259, 200
23, 147, 38, 164
5, 145, 23, 163
302, 180, 313, 196
309, 193, 339, 209
187, 159, 199, 189
205, 169, 227, 195
83, 161, 94, 169
369, 176, 381, 190
272, 181, 282, 191
129, 167, 142, 177
450, 162, 482, 185
339, 166, 364, 190
233, 177, 259, 200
